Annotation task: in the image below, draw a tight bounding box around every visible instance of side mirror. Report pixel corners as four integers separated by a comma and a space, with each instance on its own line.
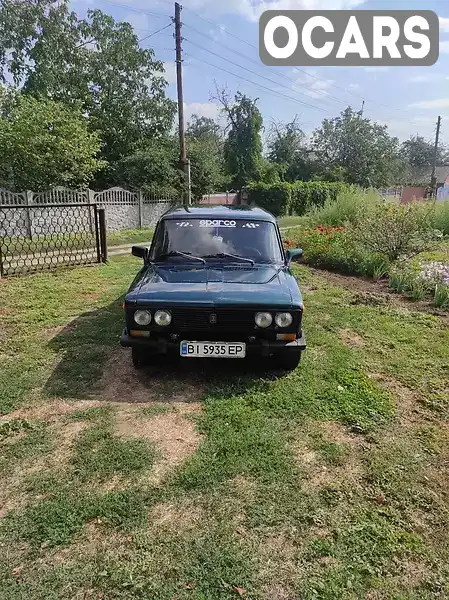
132, 246, 149, 261
286, 248, 303, 264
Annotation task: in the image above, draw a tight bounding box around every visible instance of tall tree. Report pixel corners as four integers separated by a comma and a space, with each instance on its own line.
312, 107, 404, 188
113, 137, 181, 195
186, 114, 226, 199
0, 90, 105, 190
217, 89, 263, 189
0, 1, 176, 178
186, 115, 222, 142
267, 117, 311, 182
401, 135, 446, 169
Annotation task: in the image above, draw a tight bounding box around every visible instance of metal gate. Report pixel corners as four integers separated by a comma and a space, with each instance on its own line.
0, 203, 102, 277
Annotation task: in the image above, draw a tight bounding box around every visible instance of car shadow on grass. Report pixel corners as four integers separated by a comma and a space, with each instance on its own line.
44, 298, 285, 404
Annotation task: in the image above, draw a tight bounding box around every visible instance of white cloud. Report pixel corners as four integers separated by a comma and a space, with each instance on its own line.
184, 102, 220, 122
291, 68, 335, 99
363, 67, 389, 72
162, 61, 177, 85
122, 10, 150, 32
209, 24, 227, 42
439, 16, 449, 31
408, 74, 437, 83
347, 83, 360, 91
408, 98, 449, 109
168, 0, 363, 22
441, 40, 449, 54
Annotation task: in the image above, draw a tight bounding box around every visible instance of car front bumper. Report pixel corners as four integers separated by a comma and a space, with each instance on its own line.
120, 330, 306, 356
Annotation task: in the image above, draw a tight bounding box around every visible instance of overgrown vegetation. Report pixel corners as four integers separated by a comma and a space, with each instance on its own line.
247, 181, 351, 216
283, 190, 449, 309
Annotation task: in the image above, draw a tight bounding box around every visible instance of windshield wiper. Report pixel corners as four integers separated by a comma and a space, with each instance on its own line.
156, 251, 206, 264
203, 252, 255, 266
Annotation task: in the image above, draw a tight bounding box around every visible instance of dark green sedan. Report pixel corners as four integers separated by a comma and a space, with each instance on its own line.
120, 205, 306, 370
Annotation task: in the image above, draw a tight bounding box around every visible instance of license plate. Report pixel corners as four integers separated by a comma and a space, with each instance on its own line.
180, 341, 246, 358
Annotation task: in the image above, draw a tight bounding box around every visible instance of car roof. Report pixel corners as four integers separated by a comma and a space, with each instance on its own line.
161, 204, 277, 223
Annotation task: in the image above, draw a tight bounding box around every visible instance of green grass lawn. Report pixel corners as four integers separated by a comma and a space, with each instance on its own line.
107, 228, 154, 247
0, 257, 448, 599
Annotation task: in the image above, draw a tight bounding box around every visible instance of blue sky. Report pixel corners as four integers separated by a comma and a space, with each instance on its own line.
71, 0, 449, 146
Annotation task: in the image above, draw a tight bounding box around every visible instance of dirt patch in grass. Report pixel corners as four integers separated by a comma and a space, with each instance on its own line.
294, 437, 364, 491
51, 420, 88, 466
369, 373, 428, 427
0, 420, 89, 519
339, 328, 365, 349
149, 499, 203, 530
97, 350, 205, 405
319, 421, 365, 447
51, 522, 130, 566
114, 410, 202, 484
0, 399, 102, 426
263, 583, 297, 600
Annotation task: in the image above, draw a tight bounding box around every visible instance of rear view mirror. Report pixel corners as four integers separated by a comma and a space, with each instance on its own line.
286, 248, 303, 264
132, 246, 149, 261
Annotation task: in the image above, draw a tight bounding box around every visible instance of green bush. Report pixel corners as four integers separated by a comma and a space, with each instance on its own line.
388, 269, 412, 294
246, 182, 291, 216
284, 226, 388, 277
434, 284, 449, 309
290, 182, 350, 215
351, 202, 439, 263
433, 201, 449, 236
246, 181, 352, 216
308, 188, 380, 227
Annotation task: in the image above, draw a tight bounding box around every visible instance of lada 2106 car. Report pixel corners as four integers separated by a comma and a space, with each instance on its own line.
120, 205, 306, 370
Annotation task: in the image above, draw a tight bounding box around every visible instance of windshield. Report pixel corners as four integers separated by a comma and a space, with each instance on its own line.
151, 218, 284, 264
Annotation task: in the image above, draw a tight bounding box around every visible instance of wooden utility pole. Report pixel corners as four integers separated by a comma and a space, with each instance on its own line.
359, 99, 365, 118
174, 2, 191, 205
430, 115, 442, 193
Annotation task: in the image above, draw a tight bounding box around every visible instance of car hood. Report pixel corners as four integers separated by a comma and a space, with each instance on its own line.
128, 264, 295, 307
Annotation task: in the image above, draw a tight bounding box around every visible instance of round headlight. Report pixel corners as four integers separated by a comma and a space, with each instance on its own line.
154, 310, 172, 327
275, 312, 293, 328
134, 310, 151, 326
255, 312, 273, 328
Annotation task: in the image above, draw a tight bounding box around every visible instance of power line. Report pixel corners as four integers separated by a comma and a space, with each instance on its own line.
95, 0, 170, 19
182, 24, 351, 109
184, 52, 330, 114
96, 0, 420, 124
139, 23, 172, 43
183, 35, 350, 111
182, 5, 416, 118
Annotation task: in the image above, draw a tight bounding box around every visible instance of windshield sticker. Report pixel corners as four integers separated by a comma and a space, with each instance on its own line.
242, 223, 260, 228
199, 219, 237, 228
175, 220, 265, 229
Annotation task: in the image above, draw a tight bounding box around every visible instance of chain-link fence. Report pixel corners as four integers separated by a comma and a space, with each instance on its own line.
0, 204, 101, 277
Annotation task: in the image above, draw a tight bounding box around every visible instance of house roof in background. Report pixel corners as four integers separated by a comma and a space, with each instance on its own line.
411, 166, 449, 185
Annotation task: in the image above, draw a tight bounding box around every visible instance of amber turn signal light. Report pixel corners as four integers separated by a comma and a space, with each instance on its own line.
276, 333, 297, 341
129, 330, 150, 338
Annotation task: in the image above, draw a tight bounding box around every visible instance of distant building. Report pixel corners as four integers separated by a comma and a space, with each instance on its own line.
409, 166, 449, 189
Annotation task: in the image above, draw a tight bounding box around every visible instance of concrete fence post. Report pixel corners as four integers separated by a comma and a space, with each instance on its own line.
87, 189, 95, 232
25, 190, 33, 238
138, 189, 144, 228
